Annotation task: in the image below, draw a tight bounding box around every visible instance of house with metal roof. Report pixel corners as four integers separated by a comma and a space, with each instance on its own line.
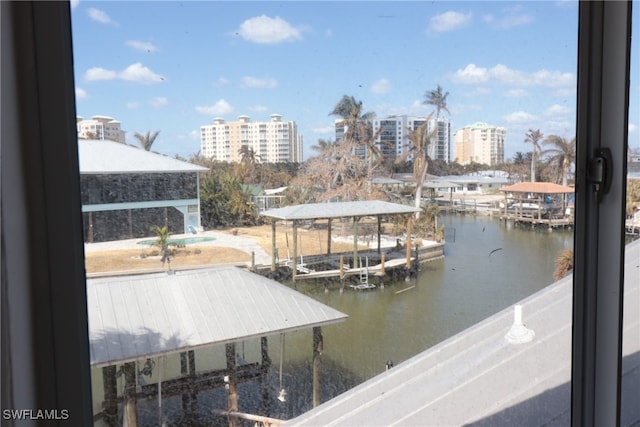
437, 174, 510, 195
88, 266, 348, 425
78, 139, 208, 242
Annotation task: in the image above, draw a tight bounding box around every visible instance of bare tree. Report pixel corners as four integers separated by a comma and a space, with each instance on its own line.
396, 112, 437, 218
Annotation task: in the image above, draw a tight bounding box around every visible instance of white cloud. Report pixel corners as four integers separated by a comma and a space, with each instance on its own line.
84, 67, 118, 82
553, 88, 577, 97
84, 63, 164, 84
486, 5, 534, 29
544, 104, 571, 116
371, 78, 390, 94
127, 101, 141, 109
120, 63, 165, 84
150, 97, 168, 108
236, 15, 303, 44
506, 89, 529, 97
249, 105, 268, 113
213, 77, 230, 87
450, 64, 489, 85
312, 125, 335, 134
70, 0, 80, 10
544, 120, 573, 135
429, 11, 472, 33
87, 8, 114, 24
630, 123, 638, 133
241, 76, 277, 89
466, 87, 491, 97
189, 130, 200, 139
451, 63, 575, 88
75, 87, 88, 100
448, 103, 481, 116
504, 111, 537, 124
195, 99, 234, 116
125, 40, 158, 53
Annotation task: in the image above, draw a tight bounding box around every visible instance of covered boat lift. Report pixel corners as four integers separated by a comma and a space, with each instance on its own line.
87, 267, 348, 426
500, 182, 574, 229
260, 200, 420, 282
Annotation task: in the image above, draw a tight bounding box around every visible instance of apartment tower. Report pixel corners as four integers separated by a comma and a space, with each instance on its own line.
369, 115, 451, 162
200, 114, 303, 163
453, 122, 506, 166
77, 115, 126, 143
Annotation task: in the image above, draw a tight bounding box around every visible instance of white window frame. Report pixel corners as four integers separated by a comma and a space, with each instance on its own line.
0, 2, 633, 426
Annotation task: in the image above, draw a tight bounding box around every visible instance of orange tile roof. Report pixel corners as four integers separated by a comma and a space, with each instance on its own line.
500, 182, 574, 194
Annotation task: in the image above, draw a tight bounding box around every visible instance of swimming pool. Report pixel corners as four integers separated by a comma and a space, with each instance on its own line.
137, 236, 215, 246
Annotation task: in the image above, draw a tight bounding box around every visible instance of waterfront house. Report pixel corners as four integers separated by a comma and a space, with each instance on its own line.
78, 139, 208, 242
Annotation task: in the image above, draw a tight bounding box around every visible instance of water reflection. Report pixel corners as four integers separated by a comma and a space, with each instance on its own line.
290, 214, 573, 381
95, 214, 574, 425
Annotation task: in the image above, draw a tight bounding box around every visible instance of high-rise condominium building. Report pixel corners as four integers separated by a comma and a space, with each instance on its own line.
367, 115, 451, 162
453, 122, 506, 166
77, 115, 126, 143
200, 114, 303, 163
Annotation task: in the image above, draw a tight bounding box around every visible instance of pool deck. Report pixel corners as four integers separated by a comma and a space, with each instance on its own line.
84, 230, 273, 265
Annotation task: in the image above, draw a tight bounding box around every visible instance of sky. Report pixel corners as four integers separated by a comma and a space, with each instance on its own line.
70, 1, 639, 162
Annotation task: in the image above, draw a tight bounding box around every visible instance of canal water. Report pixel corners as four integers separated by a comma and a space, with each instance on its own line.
280, 214, 573, 406
114, 214, 574, 425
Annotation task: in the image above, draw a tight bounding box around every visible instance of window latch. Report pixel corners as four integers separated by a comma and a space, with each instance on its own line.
588, 148, 612, 202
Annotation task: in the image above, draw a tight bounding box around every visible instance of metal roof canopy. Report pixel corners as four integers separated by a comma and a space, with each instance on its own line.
260, 200, 420, 221
78, 139, 208, 174
87, 267, 348, 367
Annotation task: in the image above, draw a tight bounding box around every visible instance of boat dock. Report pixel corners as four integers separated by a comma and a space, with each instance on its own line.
285, 256, 414, 281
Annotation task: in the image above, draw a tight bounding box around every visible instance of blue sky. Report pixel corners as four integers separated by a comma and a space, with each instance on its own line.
70, 1, 639, 161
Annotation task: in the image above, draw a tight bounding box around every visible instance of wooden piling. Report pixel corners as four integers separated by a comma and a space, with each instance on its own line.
261, 337, 271, 417
377, 216, 382, 254
327, 218, 332, 255
123, 362, 138, 427
406, 216, 413, 268
312, 327, 323, 408
352, 217, 359, 268
271, 219, 277, 271
226, 343, 238, 427
292, 221, 298, 282
102, 365, 117, 427
380, 253, 386, 276
339, 255, 345, 292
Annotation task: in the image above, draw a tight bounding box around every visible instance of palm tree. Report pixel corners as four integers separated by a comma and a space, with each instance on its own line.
133, 130, 160, 151
423, 85, 450, 165
310, 138, 335, 154
524, 129, 544, 182
423, 84, 450, 118
150, 225, 172, 267
513, 152, 526, 165
330, 95, 378, 168
238, 146, 261, 164
542, 135, 576, 186
396, 112, 437, 217
238, 146, 262, 183
554, 248, 574, 280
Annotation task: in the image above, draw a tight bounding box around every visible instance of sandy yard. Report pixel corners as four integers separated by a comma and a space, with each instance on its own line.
84, 221, 385, 275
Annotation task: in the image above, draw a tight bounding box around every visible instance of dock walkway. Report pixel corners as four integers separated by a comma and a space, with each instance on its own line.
289, 257, 413, 280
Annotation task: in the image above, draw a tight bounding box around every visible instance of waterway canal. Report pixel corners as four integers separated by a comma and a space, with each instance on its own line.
274, 213, 574, 417
117, 214, 575, 424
